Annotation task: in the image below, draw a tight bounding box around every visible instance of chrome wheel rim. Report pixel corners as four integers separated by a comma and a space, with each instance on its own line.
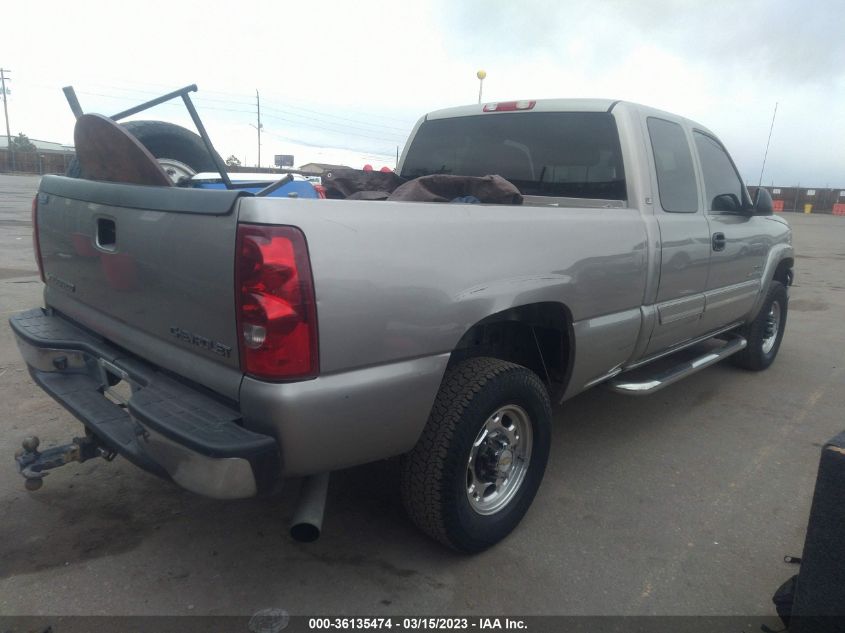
466, 404, 533, 516
762, 300, 782, 355
157, 158, 196, 184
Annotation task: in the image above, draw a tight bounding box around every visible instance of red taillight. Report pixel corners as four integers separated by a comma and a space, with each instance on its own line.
313, 184, 327, 199
235, 224, 318, 381
32, 196, 45, 283
482, 100, 536, 112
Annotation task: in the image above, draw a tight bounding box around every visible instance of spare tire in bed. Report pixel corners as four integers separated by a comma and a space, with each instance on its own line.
67, 120, 222, 179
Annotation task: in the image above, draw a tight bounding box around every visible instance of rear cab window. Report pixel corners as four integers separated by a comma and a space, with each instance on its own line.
400, 112, 627, 202
646, 117, 699, 213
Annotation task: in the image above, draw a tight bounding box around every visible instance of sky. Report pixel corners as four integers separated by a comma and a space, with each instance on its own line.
2, 0, 843, 185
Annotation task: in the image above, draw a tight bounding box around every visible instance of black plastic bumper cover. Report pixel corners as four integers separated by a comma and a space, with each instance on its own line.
10, 308, 281, 495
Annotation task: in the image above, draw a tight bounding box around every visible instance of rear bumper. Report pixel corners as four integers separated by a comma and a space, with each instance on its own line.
10, 308, 281, 499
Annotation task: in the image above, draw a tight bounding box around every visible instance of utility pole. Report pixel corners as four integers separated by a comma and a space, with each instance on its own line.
255, 90, 262, 168
1, 68, 14, 172
249, 90, 262, 168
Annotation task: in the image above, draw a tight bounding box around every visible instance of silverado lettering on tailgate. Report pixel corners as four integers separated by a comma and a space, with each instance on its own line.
46, 273, 76, 293
169, 326, 232, 358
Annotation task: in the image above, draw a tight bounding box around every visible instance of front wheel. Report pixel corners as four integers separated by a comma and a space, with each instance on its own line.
400, 357, 551, 553
731, 280, 788, 371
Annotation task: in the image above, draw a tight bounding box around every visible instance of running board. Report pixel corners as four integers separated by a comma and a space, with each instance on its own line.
608, 336, 747, 396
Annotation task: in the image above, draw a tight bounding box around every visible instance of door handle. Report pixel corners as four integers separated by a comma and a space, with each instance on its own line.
96, 217, 117, 251
712, 232, 726, 252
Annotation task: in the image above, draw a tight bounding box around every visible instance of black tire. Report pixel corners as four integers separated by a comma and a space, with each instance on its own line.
400, 357, 551, 553
66, 120, 221, 177
121, 120, 221, 172
730, 280, 788, 371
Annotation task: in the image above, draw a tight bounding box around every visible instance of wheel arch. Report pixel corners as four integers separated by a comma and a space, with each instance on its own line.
748, 245, 794, 321
446, 301, 575, 401
773, 256, 794, 287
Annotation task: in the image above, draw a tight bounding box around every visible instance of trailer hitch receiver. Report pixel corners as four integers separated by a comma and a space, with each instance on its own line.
14, 435, 113, 491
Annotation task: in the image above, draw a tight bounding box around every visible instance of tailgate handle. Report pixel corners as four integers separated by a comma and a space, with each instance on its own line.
96, 218, 117, 251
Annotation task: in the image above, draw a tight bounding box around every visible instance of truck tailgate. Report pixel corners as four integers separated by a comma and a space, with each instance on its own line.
36, 175, 246, 401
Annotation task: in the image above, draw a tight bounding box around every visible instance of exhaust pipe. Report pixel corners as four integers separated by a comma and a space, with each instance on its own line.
289, 472, 330, 542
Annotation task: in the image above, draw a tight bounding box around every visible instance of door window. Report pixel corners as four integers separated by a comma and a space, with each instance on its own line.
694, 132, 747, 212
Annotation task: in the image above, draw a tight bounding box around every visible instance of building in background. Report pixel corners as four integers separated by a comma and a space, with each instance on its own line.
0, 137, 75, 174
299, 162, 351, 175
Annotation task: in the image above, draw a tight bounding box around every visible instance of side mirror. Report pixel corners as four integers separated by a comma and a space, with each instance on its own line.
713, 193, 743, 213
752, 187, 774, 215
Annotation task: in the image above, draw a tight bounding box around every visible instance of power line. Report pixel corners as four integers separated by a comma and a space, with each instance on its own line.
260, 111, 405, 143
74, 90, 254, 114
206, 85, 416, 125
99, 76, 415, 124
80, 82, 257, 108
18, 74, 417, 129
262, 128, 395, 158
259, 102, 408, 134
260, 102, 409, 132
97, 81, 414, 131
70, 87, 407, 157
73, 89, 408, 143
76, 81, 412, 132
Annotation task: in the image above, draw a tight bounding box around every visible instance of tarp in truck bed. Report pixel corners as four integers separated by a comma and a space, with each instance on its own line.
323, 170, 523, 205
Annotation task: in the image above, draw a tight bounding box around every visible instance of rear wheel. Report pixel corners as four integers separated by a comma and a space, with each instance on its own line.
400, 357, 551, 553
730, 280, 788, 371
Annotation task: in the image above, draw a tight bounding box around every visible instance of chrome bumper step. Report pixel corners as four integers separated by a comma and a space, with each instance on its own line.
608, 335, 747, 396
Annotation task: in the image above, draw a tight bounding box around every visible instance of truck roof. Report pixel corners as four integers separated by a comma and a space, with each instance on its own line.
426, 98, 619, 120
424, 98, 714, 137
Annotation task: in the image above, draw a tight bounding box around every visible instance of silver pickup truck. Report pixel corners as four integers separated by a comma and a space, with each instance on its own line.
10, 97, 793, 552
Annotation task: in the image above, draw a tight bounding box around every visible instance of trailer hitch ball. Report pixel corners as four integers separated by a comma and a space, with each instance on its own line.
14, 435, 103, 492
24, 478, 44, 491
22, 436, 40, 452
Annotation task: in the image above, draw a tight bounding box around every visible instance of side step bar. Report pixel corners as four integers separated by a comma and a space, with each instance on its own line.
608, 336, 747, 396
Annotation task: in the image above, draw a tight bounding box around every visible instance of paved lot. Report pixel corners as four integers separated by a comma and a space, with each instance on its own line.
0, 173, 843, 617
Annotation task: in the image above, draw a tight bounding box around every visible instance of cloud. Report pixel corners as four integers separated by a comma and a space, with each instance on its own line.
446, 0, 845, 85
2, 0, 842, 183
437, 0, 845, 185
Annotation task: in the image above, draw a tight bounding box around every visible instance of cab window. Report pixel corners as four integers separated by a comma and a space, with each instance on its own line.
401, 112, 627, 200
694, 132, 748, 213
647, 117, 699, 213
